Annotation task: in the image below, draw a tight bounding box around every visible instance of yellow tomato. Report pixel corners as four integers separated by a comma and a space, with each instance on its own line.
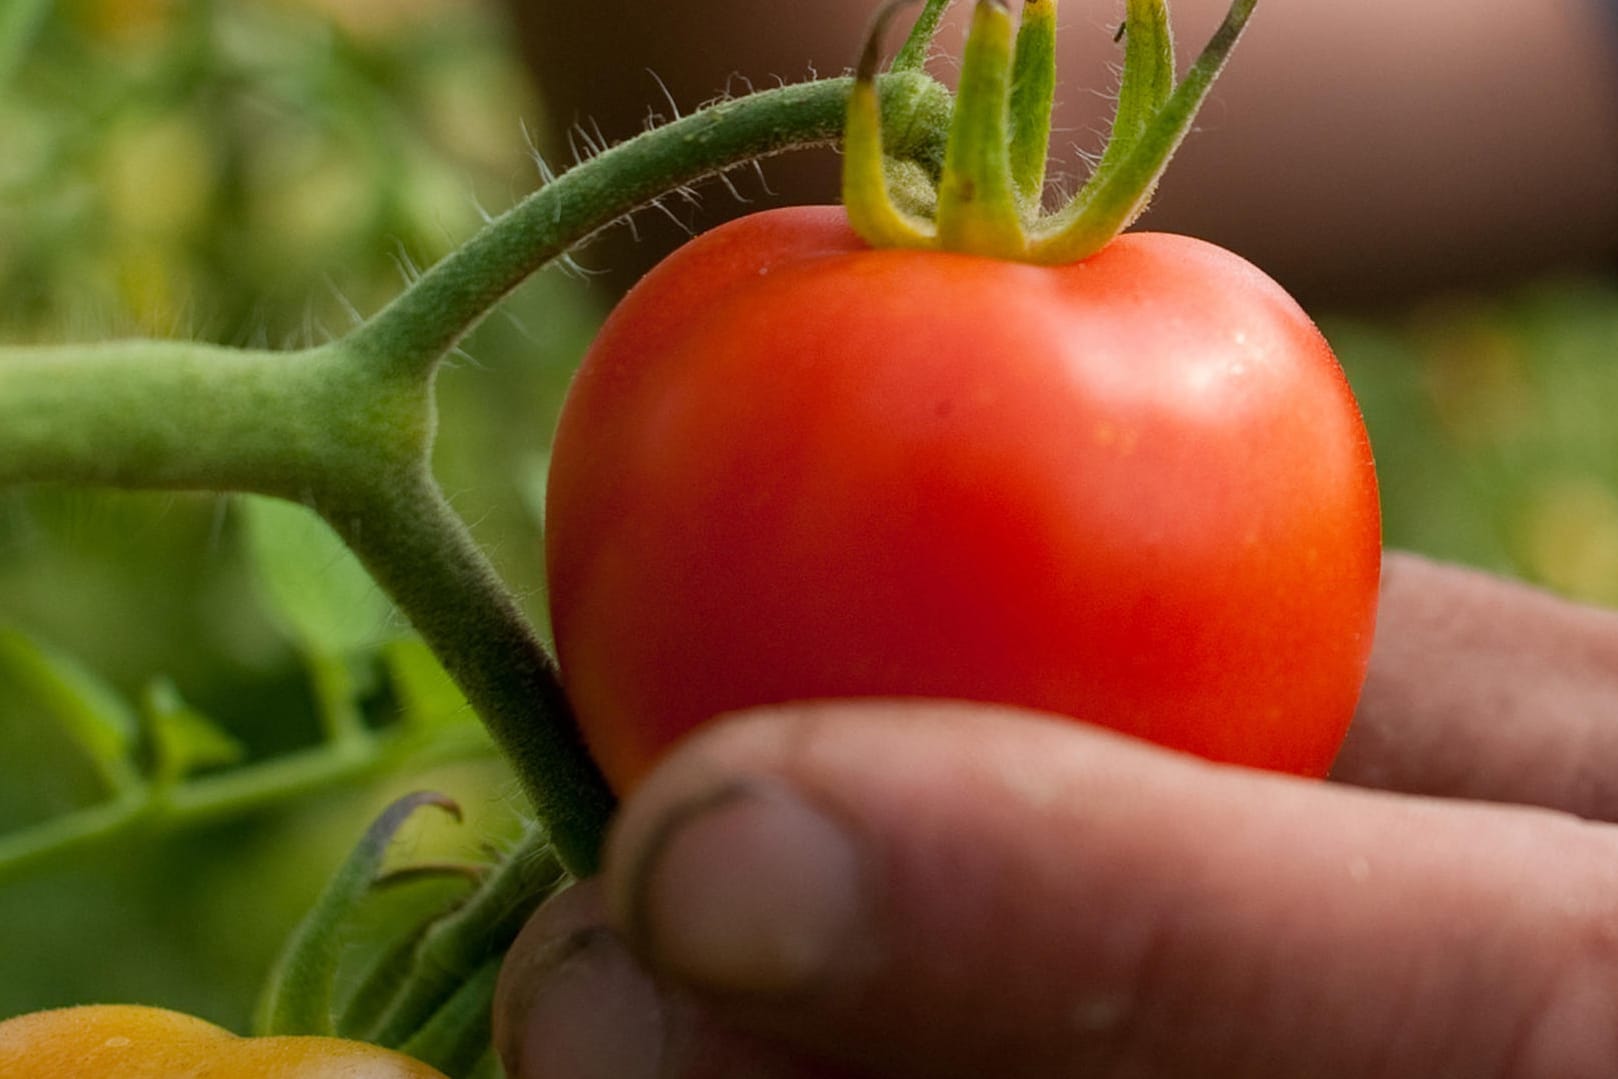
0, 1004, 449, 1078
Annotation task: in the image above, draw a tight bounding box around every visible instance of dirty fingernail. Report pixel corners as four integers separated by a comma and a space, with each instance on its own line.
616, 780, 865, 996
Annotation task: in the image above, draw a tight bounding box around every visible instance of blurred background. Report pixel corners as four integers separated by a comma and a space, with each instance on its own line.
1, 0, 1616, 1034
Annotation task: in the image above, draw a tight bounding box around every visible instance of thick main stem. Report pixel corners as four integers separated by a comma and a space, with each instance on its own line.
0, 341, 382, 495
318, 466, 613, 876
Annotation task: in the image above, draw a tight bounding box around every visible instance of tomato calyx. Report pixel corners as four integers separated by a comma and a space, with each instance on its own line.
845, 0, 1259, 264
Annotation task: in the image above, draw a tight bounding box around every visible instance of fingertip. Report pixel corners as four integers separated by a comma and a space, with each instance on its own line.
493, 881, 667, 1079
608, 777, 869, 998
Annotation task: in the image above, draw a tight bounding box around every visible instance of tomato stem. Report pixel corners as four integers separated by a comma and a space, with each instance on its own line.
349, 72, 952, 378
397, 958, 504, 1077
843, 0, 1260, 264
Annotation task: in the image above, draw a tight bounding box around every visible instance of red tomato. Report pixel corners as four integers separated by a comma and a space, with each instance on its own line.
546, 205, 1380, 790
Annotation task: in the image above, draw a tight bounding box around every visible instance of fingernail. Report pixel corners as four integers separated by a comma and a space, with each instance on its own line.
511, 927, 666, 1079
616, 780, 864, 996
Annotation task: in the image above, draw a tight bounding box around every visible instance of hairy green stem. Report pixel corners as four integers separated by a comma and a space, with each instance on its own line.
893, 0, 956, 73
0, 71, 955, 880
345, 72, 951, 378
373, 824, 563, 1050
0, 341, 405, 495
321, 464, 613, 876
0, 337, 610, 867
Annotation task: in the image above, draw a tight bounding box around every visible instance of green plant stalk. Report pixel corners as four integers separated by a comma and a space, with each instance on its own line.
340, 922, 437, 1039
347, 72, 952, 379
0, 338, 614, 861
322, 472, 613, 877
307, 651, 370, 748
0, 342, 388, 493
467, 1048, 502, 1079
0, 717, 492, 886
0, 73, 955, 878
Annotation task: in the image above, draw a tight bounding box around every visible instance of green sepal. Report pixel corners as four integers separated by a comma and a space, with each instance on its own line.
256, 791, 462, 1037
844, 0, 1261, 264
891, 0, 952, 73
366, 823, 565, 1048
844, 2, 940, 249
935, 2, 1025, 256
1030, 0, 1257, 262
336, 872, 481, 1041
1077, 0, 1176, 195
398, 958, 503, 1079
1008, 0, 1058, 210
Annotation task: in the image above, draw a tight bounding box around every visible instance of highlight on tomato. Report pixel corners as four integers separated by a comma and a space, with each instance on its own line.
544, 0, 1381, 791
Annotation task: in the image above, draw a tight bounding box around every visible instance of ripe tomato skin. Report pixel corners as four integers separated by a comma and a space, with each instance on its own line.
547, 205, 1381, 791
0, 1004, 450, 1078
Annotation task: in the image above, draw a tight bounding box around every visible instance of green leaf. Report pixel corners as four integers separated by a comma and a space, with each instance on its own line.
140, 677, 245, 787
382, 636, 477, 735
0, 627, 140, 794
0, 0, 50, 96
242, 495, 401, 656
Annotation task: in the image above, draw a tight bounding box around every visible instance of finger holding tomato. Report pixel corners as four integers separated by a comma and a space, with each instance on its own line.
496, 556, 1618, 1078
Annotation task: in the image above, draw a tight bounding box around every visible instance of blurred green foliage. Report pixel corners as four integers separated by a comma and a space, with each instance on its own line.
0, 0, 1616, 1044
1331, 279, 1618, 603
0, 0, 598, 1031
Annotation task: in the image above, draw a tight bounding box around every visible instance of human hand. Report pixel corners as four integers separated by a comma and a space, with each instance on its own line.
493, 551, 1618, 1077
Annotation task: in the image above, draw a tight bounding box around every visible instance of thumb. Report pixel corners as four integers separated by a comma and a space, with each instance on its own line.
507, 700, 1618, 1077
